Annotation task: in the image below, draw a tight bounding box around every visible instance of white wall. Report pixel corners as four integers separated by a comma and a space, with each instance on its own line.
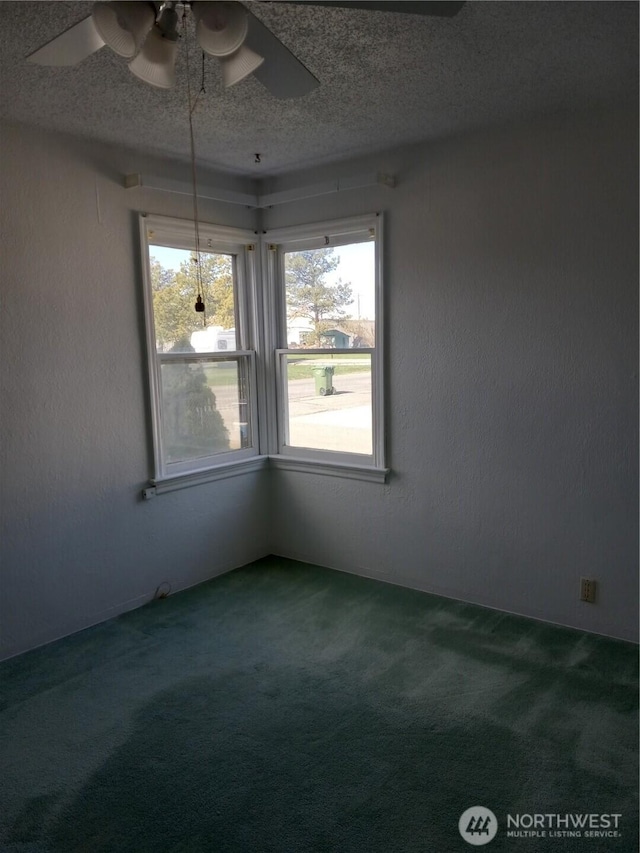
1, 105, 637, 658
0, 122, 271, 660
264, 107, 639, 642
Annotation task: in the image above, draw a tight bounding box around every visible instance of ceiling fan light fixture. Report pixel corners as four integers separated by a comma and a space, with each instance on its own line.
129, 26, 177, 89
195, 1, 249, 57
91, 1, 155, 59
219, 43, 264, 87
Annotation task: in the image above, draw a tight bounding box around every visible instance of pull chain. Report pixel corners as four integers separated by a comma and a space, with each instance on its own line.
183, 8, 206, 326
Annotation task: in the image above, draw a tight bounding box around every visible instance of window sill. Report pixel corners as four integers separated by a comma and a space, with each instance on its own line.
268, 455, 389, 483
150, 455, 269, 495
144, 453, 389, 499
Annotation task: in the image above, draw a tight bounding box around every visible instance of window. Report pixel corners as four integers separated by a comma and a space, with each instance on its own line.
265, 214, 385, 477
140, 215, 260, 484
140, 212, 386, 489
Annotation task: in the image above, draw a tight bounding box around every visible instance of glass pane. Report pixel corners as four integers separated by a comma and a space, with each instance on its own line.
160, 358, 251, 464
149, 246, 236, 354
284, 241, 375, 349
283, 353, 372, 455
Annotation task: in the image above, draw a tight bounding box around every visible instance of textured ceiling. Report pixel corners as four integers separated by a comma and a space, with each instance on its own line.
0, 1, 637, 176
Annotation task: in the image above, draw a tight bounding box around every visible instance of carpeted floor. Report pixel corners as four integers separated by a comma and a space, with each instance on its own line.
0, 556, 637, 852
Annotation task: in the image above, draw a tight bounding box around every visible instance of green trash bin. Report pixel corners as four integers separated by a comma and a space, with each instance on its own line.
312, 366, 335, 396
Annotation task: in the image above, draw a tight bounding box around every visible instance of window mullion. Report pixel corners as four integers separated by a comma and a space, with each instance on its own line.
260, 241, 282, 456
373, 213, 385, 468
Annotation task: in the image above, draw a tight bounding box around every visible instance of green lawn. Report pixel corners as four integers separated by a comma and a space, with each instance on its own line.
202, 356, 371, 387
286, 353, 370, 362
287, 363, 371, 380
202, 364, 239, 387
286, 353, 371, 381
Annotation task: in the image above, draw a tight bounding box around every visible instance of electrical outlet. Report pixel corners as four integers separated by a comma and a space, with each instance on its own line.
580, 577, 596, 603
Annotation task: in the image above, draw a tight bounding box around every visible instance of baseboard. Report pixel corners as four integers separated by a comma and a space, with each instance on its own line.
268, 549, 639, 645
0, 548, 271, 663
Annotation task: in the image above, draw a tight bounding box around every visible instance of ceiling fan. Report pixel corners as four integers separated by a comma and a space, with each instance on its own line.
26, 1, 465, 99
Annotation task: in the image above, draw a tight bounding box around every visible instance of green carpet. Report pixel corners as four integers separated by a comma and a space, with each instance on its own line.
0, 556, 637, 852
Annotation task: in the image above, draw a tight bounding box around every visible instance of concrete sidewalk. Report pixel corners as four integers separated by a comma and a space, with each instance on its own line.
287, 372, 372, 454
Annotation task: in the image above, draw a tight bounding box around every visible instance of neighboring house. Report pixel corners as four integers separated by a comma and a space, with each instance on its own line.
286, 316, 314, 347
191, 326, 237, 352
320, 328, 351, 348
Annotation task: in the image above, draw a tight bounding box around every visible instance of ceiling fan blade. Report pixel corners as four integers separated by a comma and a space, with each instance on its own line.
245, 8, 320, 99
27, 15, 105, 66
274, 1, 465, 16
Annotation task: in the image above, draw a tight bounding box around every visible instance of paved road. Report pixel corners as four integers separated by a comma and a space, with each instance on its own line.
213, 372, 372, 453
287, 372, 371, 412
286, 372, 372, 454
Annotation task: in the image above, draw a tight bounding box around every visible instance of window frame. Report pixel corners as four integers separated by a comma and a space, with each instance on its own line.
140, 214, 264, 486
264, 213, 387, 480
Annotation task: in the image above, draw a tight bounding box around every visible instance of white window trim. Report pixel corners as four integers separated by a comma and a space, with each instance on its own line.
139, 212, 388, 493
140, 214, 261, 485
268, 455, 387, 483
275, 347, 379, 466
151, 455, 268, 495
263, 213, 386, 478
153, 351, 259, 479
148, 451, 383, 495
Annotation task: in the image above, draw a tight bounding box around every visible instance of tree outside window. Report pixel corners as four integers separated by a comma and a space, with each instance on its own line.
285, 248, 353, 348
